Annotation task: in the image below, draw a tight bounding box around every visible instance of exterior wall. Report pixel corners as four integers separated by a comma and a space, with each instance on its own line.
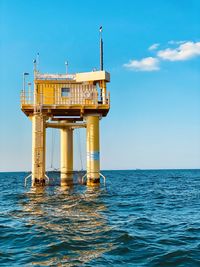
35, 82, 98, 106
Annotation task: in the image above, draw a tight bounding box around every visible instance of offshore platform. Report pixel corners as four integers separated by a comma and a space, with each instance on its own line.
21, 28, 110, 186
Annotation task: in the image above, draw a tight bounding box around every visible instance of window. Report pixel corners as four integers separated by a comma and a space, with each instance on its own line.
61, 88, 70, 97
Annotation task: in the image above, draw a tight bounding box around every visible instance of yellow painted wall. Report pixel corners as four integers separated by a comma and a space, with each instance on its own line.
34, 82, 98, 106
43, 84, 55, 105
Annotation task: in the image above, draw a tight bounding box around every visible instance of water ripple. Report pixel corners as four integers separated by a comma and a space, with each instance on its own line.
0, 170, 200, 266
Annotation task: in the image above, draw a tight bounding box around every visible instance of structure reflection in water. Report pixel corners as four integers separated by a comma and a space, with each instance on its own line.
19, 184, 114, 265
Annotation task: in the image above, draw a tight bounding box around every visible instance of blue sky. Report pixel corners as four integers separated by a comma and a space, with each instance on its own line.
0, 0, 200, 171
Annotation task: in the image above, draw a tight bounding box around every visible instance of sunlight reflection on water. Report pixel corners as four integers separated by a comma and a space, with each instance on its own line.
19, 185, 114, 266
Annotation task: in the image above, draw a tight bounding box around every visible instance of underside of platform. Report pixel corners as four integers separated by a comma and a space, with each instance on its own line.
21, 105, 110, 117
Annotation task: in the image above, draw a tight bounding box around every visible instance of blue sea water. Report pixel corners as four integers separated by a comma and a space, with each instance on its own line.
0, 170, 200, 266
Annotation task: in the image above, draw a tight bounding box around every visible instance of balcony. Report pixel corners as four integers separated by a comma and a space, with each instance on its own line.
20, 87, 110, 117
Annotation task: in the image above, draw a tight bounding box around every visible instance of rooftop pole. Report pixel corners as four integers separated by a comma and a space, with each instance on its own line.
23, 72, 29, 92
37, 53, 40, 72
65, 61, 68, 74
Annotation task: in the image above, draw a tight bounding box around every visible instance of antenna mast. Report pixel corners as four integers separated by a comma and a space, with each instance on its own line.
37, 53, 40, 71
100, 26, 103, 71
65, 61, 68, 74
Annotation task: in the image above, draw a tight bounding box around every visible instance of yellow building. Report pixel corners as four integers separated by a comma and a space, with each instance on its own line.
21, 28, 110, 187
21, 55, 110, 186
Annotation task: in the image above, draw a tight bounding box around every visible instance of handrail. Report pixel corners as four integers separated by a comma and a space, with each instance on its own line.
81, 172, 106, 185
21, 89, 110, 106
24, 173, 50, 187
24, 173, 32, 187
35, 73, 76, 80
45, 174, 50, 184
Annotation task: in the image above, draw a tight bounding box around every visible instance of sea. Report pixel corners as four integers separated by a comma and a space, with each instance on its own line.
0, 169, 200, 266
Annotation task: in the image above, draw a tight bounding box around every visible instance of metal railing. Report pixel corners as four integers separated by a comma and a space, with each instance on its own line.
35, 73, 76, 80
21, 89, 110, 106
21, 90, 33, 105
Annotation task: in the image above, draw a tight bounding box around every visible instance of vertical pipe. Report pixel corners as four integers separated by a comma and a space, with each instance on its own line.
32, 114, 46, 186
60, 126, 73, 186
23, 73, 29, 92
86, 115, 100, 186
86, 128, 91, 180
23, 74, 25, 92
28, 82, 31, 104
102, 81, 107, 104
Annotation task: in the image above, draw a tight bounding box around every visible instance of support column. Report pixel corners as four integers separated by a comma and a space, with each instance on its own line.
32, 113, 46, 186
86, 115, 100, 186
60, 127, 73, 186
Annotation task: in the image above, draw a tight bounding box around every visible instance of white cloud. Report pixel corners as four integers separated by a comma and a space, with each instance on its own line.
124, 40, 200, 72
123, 57, 159, 71
148, 43, 160, 51
158, 41, 200, 61
168, 40, 186, 45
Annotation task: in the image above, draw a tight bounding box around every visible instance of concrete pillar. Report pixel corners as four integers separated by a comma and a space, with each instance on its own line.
32, 113, 46, 186
60, 127, 73, 186
86, 115, 100, 186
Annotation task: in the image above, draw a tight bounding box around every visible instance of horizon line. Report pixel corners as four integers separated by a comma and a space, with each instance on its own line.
0, 168, 200, 173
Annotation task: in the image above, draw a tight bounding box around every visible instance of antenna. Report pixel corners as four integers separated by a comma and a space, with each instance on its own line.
33, 59, 37, 72
99, 26, 103, 71
65, 61, 68, 74
37, 53, 40, 71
